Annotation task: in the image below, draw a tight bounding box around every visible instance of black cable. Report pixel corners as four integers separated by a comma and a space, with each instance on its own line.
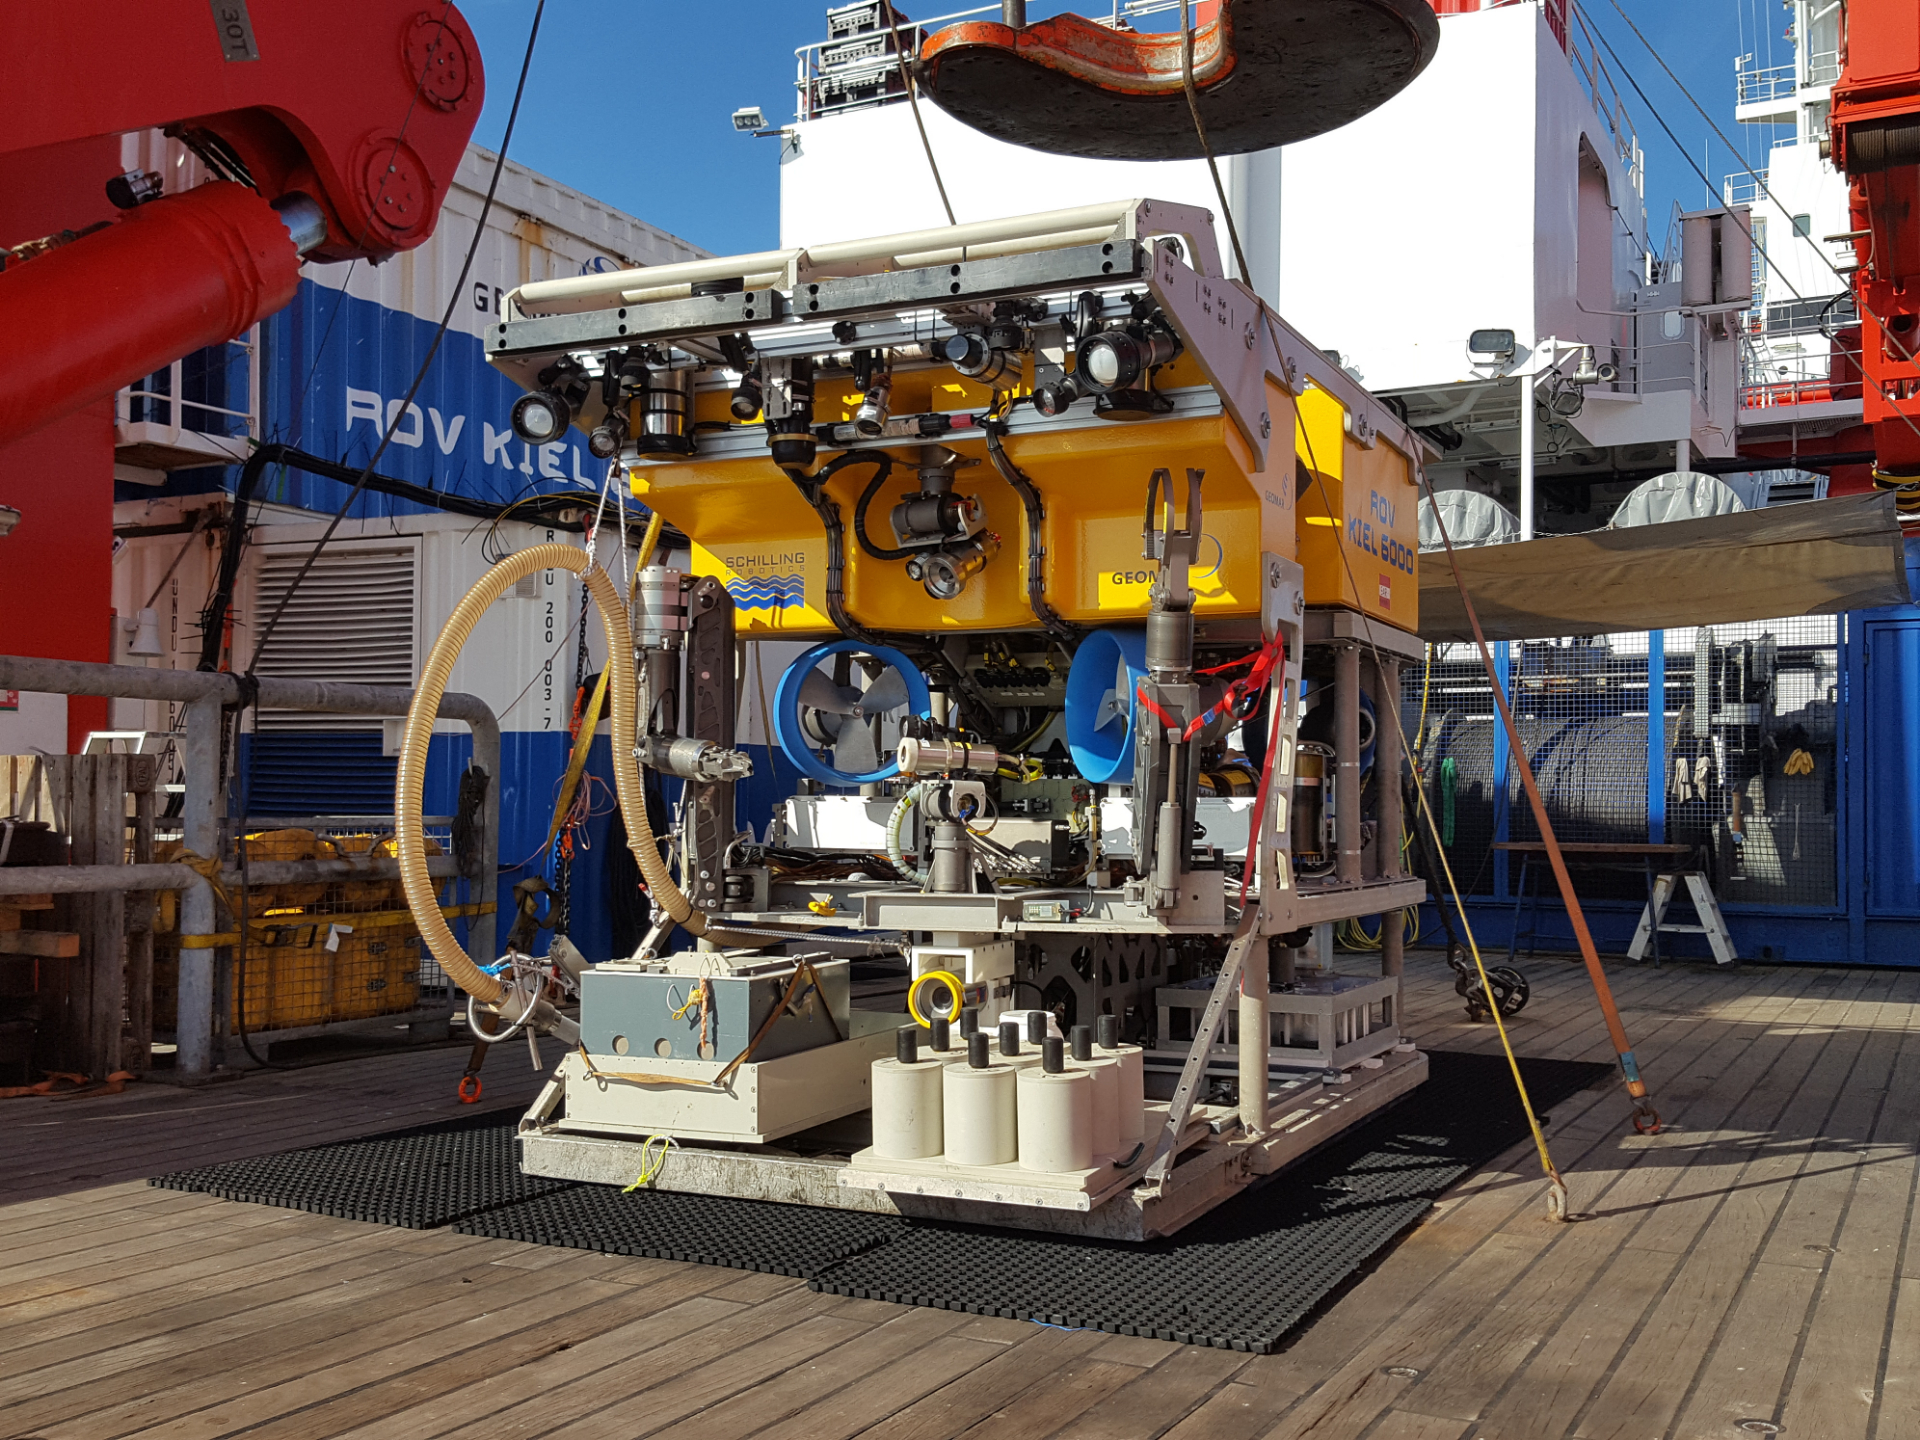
983, 417, 1079, 640
248, 0, 547, 669
851, 452, 915, 561
782, 457, 884, 645
196, 448, 274, 673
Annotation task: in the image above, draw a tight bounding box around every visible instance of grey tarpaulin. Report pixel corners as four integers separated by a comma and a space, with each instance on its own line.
1418, 491, 1911, 643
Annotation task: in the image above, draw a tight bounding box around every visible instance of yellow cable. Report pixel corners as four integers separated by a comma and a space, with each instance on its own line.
621, 1132, 676, 1192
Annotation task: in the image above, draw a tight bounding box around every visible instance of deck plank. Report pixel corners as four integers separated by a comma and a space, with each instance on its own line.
1, 952, 1911, 1440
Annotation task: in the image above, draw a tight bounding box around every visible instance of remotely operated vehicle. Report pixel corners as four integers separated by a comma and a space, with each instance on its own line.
395, 193, 1433, 1239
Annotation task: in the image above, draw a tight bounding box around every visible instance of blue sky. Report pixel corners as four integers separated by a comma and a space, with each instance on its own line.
457, 1, 1766, 256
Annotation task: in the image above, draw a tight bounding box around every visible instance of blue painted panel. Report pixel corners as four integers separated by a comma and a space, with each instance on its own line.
259, 279, 612, 518
1864, 620, 1920, 917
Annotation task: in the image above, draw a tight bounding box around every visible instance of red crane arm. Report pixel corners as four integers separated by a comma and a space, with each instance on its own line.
0, 0, 484, 446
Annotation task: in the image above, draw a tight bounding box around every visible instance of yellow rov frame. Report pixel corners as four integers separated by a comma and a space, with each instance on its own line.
480, 202, 1439, 1236
490, 199, 1423, 638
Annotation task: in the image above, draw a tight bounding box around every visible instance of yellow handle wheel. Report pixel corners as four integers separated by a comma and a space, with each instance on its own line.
907, 969, 965, 1029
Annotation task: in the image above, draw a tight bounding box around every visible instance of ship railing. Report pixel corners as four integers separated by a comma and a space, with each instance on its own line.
793, 4, 996, 122
1736, 59, 1797, 106
1737, 330, 1862, 411
1566, 3, 1644, 197
1723, 169, 1767, 206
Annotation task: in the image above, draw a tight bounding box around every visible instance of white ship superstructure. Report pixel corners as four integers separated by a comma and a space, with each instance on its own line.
777, 0, 1750, 538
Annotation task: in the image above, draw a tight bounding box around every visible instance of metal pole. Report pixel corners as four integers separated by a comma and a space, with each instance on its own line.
1518, 366, 1535, 541
1239, 932, 1268, 1135
1335, 644, 1362, 886
0, 855, 460, 895
1002, 0, 1026, 24
1376, 652, 1403, 881
0, 655, 502, 1059
176, 693, 222, 1076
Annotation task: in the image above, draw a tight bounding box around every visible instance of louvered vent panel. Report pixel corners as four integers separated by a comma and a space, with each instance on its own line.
253, 544, 417, 732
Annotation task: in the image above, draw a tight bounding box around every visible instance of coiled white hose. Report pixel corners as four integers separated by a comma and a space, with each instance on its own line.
395, 543, 706, 1007
886, 782, 927, 882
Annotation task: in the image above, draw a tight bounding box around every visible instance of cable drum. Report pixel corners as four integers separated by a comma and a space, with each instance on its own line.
1417, 713, 1670, 900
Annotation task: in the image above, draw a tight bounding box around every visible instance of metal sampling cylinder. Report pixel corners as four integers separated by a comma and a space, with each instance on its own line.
927, 820, 972, 893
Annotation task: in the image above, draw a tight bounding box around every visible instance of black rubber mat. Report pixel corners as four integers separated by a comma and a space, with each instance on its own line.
809, 1051, 1611, 1352
149, 1107, 572, 1229
456, 1182, 909, 1278
147, 1052, 1609, 1351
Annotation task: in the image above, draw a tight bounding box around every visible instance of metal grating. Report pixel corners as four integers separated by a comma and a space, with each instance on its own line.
251, 542, 418, 732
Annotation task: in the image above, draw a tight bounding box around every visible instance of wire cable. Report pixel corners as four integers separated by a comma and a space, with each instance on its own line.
1178, 0, 1252, 287
1288, 383, 1574, 1214
886, 5, 957, 226
250, 0, 548, 669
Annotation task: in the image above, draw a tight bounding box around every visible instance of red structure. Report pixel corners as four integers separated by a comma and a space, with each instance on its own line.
0, 2, 482, 751
1830, 1, 1920, 472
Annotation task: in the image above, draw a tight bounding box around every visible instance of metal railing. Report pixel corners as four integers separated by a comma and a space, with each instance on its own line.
794, 5, 994, 121
115, 329, 260, 463
1723, 169, 1767, 206
1736, 60, 1797, 106
1738, 331, 1863, 410
0, 656, 500, 1077
1806, 48, 1839, 89
1567, 3, 1644, 198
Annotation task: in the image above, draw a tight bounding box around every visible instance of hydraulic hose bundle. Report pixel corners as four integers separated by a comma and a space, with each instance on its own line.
394, 543, 708, 1013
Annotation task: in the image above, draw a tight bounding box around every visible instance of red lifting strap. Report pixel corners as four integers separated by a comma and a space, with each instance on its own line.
917, 0, 1441, 161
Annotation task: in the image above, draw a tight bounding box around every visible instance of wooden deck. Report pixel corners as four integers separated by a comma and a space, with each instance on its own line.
5, 951, 1918, 1440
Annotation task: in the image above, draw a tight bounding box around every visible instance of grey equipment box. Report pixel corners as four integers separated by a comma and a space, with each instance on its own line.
579, 953, 850, 1064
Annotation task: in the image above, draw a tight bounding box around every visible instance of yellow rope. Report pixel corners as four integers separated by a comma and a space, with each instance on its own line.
1288, 390, 1564, 1206
621, 1133, 676, 1192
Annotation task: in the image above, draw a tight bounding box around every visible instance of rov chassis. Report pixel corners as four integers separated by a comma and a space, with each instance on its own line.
402, 198, 1431, 1241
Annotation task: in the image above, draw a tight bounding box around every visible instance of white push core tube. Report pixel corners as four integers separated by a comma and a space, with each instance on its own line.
395, 543, 707, 1007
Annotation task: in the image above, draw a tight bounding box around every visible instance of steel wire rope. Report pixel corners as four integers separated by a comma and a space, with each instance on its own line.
1178, 0, 1253, 289
885, 5, 957, 226
249, 0, 548, 671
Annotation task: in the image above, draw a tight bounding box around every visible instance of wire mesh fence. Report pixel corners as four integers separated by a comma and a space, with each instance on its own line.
1404, 616, 1840, 911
